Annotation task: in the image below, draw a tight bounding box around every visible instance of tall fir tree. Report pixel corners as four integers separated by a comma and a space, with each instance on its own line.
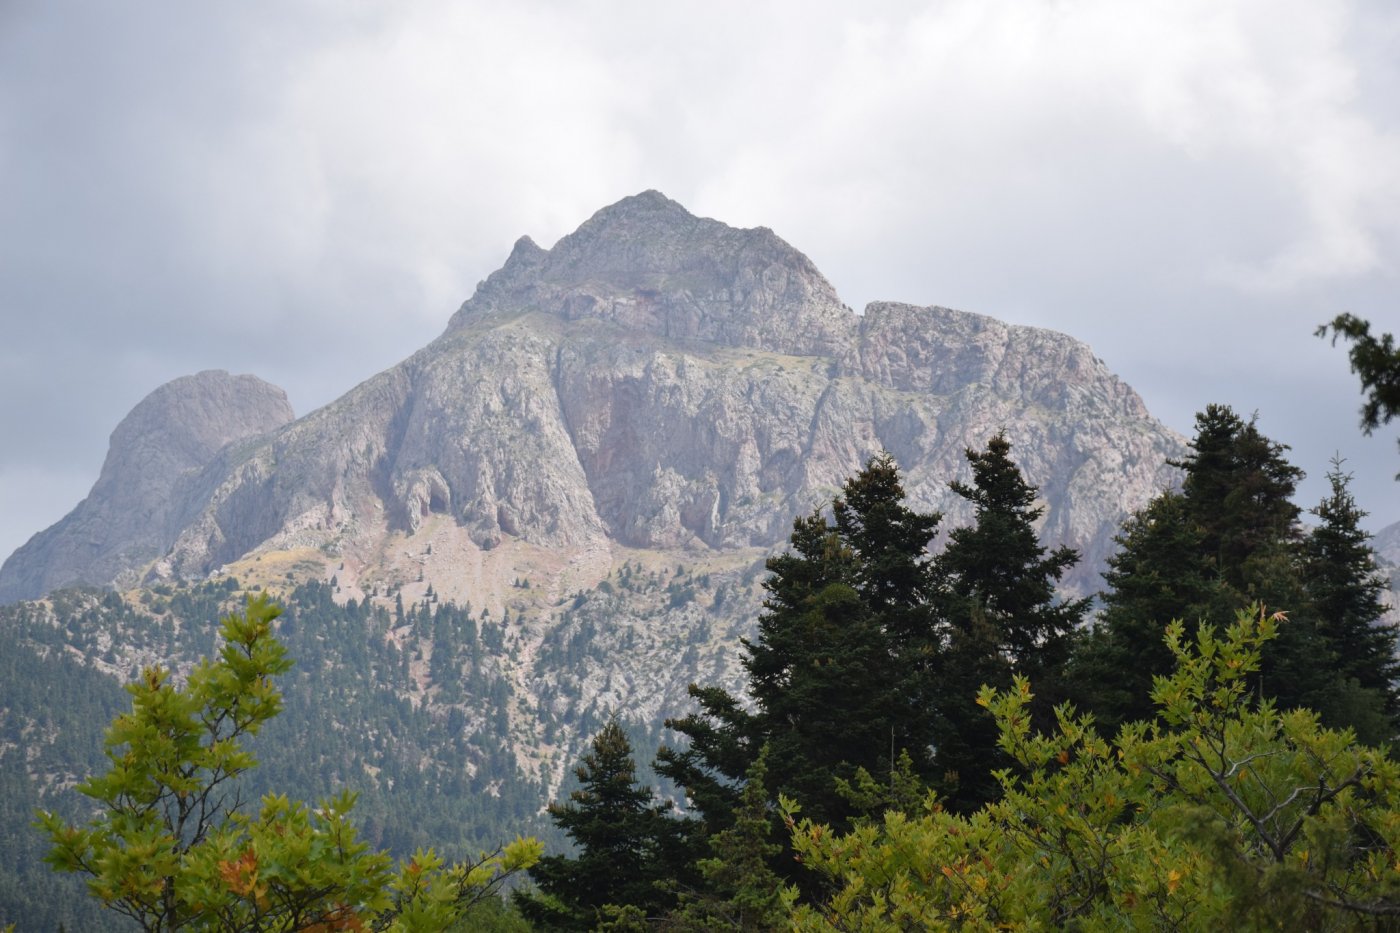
659, 750, 788, 932
1173, 404, 1304, 595
933, 433, 1089, 807
1075, 406, 1313, 729
1301, 459, 1400, 743
658, 454, 945, 874
940, 433, 1089, 676
1170, 405, 1344, 722
1075, 404, 1394, 741
1069, 491, 1220, 732
518, 720, 695, 930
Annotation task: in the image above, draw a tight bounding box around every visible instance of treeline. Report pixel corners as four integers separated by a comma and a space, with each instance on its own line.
520, 403, 1400, 929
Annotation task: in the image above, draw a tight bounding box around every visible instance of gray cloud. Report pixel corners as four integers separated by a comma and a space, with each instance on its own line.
2, 0, 1398, 563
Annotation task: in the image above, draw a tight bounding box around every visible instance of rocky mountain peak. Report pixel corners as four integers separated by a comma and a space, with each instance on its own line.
1, 195, 1188, 608
0, 371, 292, 602
448, 190, 855, 357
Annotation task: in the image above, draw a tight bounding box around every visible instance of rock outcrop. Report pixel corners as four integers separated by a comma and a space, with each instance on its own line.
0, 192, 1184, 604
0, 371, 293, 602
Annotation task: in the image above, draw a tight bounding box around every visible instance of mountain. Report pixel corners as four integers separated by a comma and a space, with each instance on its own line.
1375, 519, 1400, 568
0, 190, 1183, 610
1376, 519, 1400, 618
0, 192, 1195, 927
0, 371, 293, 603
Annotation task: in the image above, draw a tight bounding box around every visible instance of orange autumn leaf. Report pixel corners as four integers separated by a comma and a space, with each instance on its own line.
218, 848, 259, 897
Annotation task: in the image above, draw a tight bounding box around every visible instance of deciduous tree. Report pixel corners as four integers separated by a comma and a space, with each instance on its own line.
39, 594, 539, 932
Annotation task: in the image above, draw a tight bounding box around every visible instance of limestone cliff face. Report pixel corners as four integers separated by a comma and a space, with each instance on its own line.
0, 192, 1184, 603
0, 371, 293, 602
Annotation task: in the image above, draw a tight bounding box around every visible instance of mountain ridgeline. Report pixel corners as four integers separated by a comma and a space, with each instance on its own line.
0, 190, 1182, 608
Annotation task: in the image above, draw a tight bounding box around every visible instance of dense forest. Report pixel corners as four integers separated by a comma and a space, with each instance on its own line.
7, 318, 1400, 929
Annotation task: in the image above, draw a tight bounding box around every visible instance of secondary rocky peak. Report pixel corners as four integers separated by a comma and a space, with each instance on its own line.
105, 371, 294, 483
0, 371, 293, 602
448, 191, 856, 357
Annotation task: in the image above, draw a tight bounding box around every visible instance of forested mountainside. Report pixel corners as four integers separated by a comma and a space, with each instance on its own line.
0, 191, 1184, 610
1, 528, 785, 927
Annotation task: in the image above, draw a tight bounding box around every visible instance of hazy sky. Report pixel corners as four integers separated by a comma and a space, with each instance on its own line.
2, 0, 1398, 564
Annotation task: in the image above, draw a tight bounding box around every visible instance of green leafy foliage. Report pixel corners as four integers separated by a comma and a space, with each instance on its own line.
2, 578, 548, 927
789, 607, 1400, 930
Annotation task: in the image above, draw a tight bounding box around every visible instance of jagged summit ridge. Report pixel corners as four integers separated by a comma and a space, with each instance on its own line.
0, 193, 1185, 604
449, 190, 855, 358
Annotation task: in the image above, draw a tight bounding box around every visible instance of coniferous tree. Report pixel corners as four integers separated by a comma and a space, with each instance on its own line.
933, 433, 1089, 807
1179, 406, 1343, 722
1174, 404, 1305, 595
654, 685, 757, 838
1318, 313, 1400, 471
1075, 406, 1312, 728
1075, 404, 1393, 740
1301, 459, 1400, 742
518, 720, 694, 930
660, 750, 788, 932
941, 433, 1089, 677
1070, 491, 1219, 732
660, 455, 945, 839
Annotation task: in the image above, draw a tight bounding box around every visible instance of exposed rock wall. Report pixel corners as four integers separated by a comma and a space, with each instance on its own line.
0, 192, 1185, 603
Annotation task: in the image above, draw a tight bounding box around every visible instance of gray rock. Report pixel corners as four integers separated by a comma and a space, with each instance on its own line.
0, 371, 293, 602
1, 192, 1185, 603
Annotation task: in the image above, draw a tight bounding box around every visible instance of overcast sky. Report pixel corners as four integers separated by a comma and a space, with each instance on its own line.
2, 0, 1398, 564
